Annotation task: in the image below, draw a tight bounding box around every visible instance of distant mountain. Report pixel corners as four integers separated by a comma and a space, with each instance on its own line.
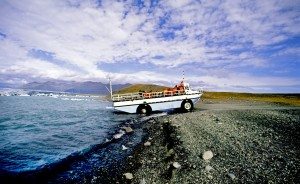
0, 82, 15, 89
22, 81, 131, 94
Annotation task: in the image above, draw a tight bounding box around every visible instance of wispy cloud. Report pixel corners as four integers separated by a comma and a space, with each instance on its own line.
0, 0, 299, 92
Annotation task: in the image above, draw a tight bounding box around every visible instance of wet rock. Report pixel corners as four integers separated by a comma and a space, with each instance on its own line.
113, 133, 124, 139
205, 165, 213, 172
172, 162, 181, 169
148, 119, 155, 123
124, 173, 133, 180
122, 145, 128, 150
144, 141, 151, 146
203, 150, 214, 160
228, 173, 236, 180
119, 130, 125, 134
122, 126, 133, 133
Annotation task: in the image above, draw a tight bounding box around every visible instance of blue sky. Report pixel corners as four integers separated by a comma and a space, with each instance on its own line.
0, 0, 299, 92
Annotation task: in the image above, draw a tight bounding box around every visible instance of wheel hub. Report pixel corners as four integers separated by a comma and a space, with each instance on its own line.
184, 102, 191, 110
141, 108, 147, 114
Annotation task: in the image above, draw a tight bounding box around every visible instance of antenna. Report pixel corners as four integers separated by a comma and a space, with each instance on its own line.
182, 70, 185, 82
105, 75, 113, 100
109, 77, 112, 99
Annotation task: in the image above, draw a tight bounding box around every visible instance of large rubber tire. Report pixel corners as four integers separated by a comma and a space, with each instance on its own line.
181, 100, 194, 112
137, 104, 152, 115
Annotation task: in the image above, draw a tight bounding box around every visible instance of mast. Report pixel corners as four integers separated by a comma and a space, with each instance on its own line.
109, 77, 112, 99
105, 75, 113, 100
182, 70, 187, 91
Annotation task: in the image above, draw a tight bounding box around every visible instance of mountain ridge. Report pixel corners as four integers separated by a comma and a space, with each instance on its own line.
22, 81, 130, 94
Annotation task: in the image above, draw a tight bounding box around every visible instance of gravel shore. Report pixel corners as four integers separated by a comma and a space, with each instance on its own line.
2, 100, 299, 184
119, 100, 300, 183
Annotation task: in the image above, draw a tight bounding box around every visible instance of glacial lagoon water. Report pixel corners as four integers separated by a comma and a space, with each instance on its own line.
0, 95, 135, 175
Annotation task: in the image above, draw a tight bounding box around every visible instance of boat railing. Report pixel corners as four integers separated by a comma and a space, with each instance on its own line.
112, 90, 195, 102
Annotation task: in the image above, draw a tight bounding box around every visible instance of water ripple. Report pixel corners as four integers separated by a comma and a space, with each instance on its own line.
0, 96, 127, 173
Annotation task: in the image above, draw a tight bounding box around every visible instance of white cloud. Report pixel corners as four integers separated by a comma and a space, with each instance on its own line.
0, 0, 299, 92
167, 0, 192, 8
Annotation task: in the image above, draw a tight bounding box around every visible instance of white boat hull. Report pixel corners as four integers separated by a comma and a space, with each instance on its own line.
113, 93, 202, 114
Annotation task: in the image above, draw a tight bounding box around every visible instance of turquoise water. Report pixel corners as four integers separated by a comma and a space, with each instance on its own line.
0, 96, 128, 172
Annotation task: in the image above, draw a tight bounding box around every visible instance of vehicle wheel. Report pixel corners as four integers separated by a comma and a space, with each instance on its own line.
181, 100, 193, 112
137, 104, 152, 114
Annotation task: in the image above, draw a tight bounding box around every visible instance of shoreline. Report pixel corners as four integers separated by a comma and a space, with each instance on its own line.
110, 100, 300, 183
1, 117, 146, 184
2, 100, 299, 183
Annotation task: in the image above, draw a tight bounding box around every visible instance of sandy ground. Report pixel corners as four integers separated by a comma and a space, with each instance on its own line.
120, 100, 300, 184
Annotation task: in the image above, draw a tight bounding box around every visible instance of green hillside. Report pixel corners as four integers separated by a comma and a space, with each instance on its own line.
203, 91, 300, 106
113, 84, 169, 94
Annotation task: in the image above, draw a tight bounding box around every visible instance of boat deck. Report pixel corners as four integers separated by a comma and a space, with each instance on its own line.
112, 90, 203, 102
112, 90, 187, 102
